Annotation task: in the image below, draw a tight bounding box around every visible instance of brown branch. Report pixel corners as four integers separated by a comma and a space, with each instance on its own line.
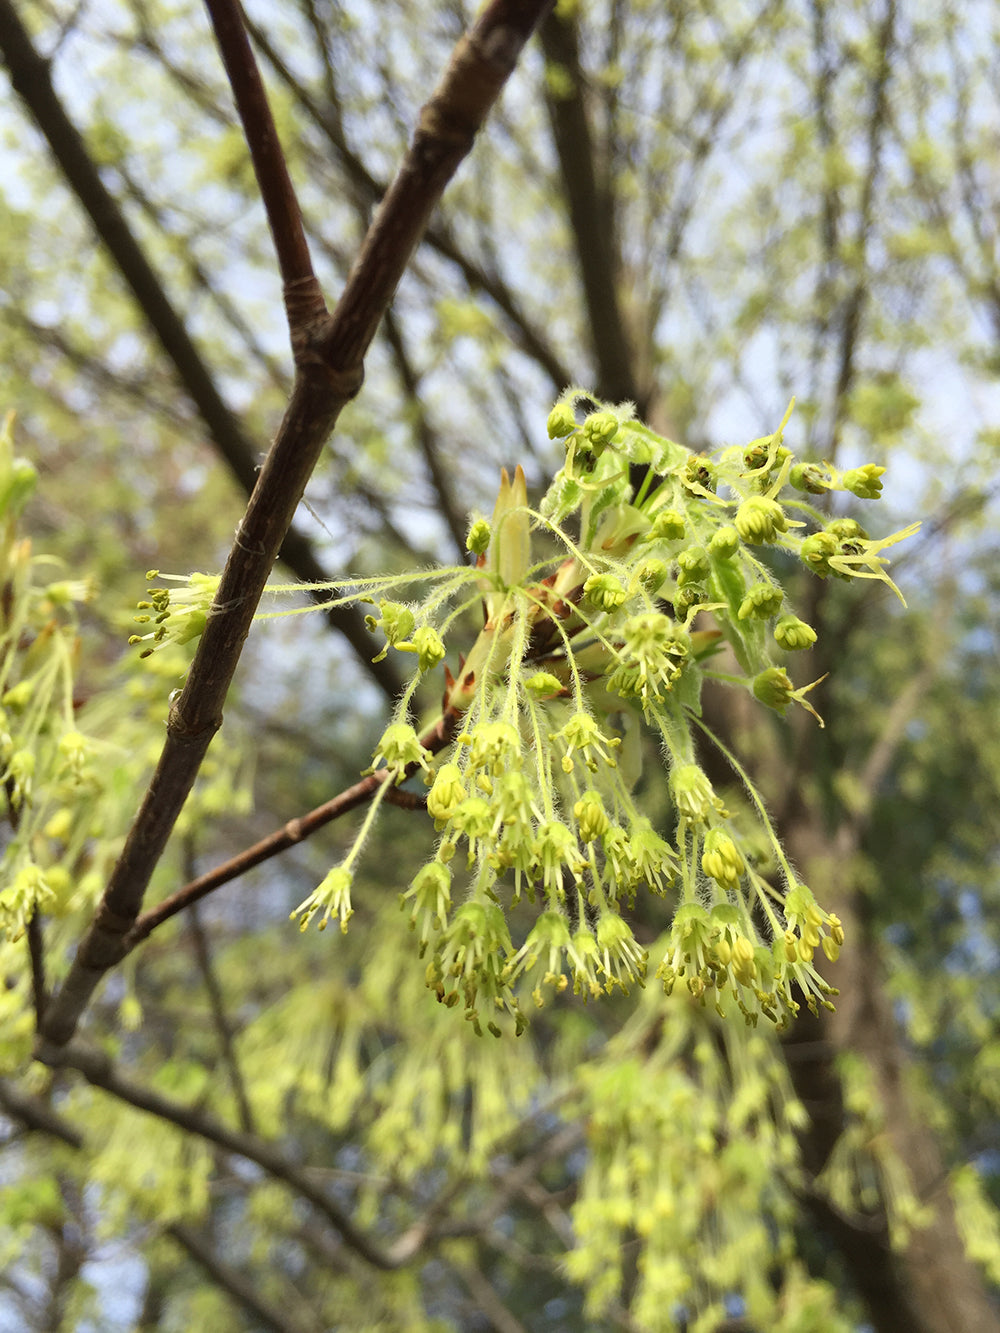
127, 769, 388, 946
126, 712, 447, 948
27, 912, 47, 1029
243, 11, 572, 393
37, 0, 552, 1049
0, 0, 402, 702
0, 1077, 84, 1149
454, 1261, 529, 1333
201, 0, 322, 330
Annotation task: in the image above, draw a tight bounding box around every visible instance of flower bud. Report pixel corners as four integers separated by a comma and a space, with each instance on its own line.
789, 463, 831, 494
734, 496, 788, 544
842, 464, 886, 499
799, 531, 838, 575
581, 411, 619, 451
547, 402, 578, 439
826, 518, 868, 541
633, 558, 668, 594
584, 573, 628, 611
401, 625, 446, 672
573, 790, 610, 842
647, 509, 687, 541
676, 546, 710, 586
524, 671, 564, 698
426, 763, 466, 822
466, 518, 491, 554
752, 666, 794, 713
774, 614, 817, 650
708, 525, 740, 558
737, 582, 784, 620
701, 828, 746, 887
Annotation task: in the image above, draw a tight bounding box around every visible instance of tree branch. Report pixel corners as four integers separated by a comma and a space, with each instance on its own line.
37, 0, 553, 1049
202, 0, 322, 329
125, 768, 392, 946
243, 10, 573, 393
0, 1077, 84, 1149
0, 0, 403, 702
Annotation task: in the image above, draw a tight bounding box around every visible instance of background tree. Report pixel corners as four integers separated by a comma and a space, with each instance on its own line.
0, 1, 999, 1330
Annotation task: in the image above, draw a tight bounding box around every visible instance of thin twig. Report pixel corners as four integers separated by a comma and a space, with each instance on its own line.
126, 712, 449, 947
127, 769, 387, 945
202, 0, 323, 332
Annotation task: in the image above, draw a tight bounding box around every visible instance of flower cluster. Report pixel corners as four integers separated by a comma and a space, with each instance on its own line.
140, 393, 917, 1032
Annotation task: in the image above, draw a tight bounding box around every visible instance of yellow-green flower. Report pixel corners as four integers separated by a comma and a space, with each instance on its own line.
292, 866, 353, 933
426, 763, 467, 823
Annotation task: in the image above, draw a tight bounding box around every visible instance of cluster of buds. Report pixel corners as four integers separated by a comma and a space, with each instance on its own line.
141, 394, 917, 1032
